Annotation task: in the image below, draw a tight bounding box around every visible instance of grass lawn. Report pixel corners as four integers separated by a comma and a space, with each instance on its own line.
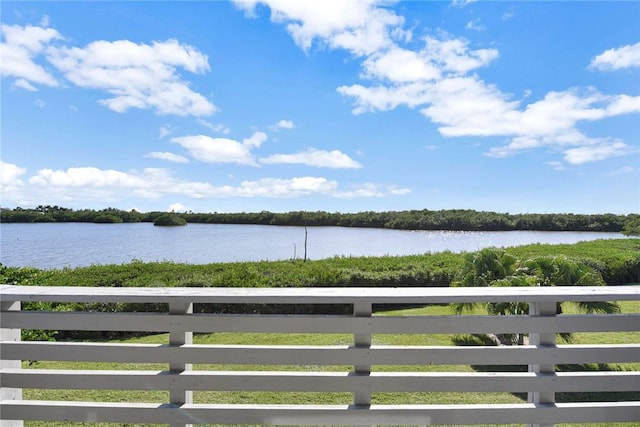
21, 301, 640, 427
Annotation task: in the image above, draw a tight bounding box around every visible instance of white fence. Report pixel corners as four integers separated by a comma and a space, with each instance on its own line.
1, 284, 640, 426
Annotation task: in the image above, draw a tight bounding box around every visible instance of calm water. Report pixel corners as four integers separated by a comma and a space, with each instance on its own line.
0, 222, 629, 269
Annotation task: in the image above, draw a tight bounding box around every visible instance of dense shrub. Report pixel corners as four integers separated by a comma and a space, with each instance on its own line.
153, 214, 187, 226
93, 214, 123, 223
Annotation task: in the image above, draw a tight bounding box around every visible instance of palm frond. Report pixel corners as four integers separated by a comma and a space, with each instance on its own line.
576, 300, 621, 314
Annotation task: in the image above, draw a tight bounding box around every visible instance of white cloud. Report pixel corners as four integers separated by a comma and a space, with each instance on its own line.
241, 1, 635, 167
0, 23, 61, 87
362, 46, 441, 82
345, 72, 640, 164
0, 161, 28, 205
17, 164, 405, 201
34, 99, 45, 108
0, 160, 27, 186
465, 18, 485, 31
335, 182, 411, 198
20, 167, 141, 203
233, 0, 404, 56
563, 141, 634, 165
168, 203, 188, 212
46, 38, 215, 116
434, 87, 614, 139
198, 119, 231, 134
13, 78, 38, 91
26, 167, 217, 200
502, 10, 515, 20
260, 148, 363, 168
145, 152, 190, 164
609, 166, 635, 176
159, 125, 173, 139
590, 41, 640, 71
171, 131, 267, 166
270, 119, 295, 130
337, 81, 432, 114
605, 94, 640, 116
360, 35, 498, 84
389, 186, 411, 195
29, 166, 145, 188
234, 177, 409, 199
480, 90, 640, 161
451, 0, 477, 7
423, 35, 499, 75
2, 23, 217, 117
419, 76, 519, 137
546, 161, 565, 171
233, 176, 338, 197
244, 131, 269, 148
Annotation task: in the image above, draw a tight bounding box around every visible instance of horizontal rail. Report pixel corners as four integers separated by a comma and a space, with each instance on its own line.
4, 342, 640, 365
3, 401, 640, 425
2, 284, 639, 304
4, 311, 640, 334
3, 285, 639, 426
3, 369, 639, 393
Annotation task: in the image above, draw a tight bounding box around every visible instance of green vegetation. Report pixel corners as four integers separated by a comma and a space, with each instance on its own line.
0, 205, 144, 223
152, 213, 187, 226
451, 247, 619, 345
2, 238, 637, 290
2, 205, 639, 233
622, 216, 640, 236
92, 214, 124, 224
508, 238, 640, 285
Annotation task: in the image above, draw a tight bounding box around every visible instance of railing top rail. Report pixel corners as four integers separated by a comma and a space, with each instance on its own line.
1, 285, 639, 304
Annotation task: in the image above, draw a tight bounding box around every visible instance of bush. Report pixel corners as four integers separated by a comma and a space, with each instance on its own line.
93, 214, 123, 223
153, 214, 187, 226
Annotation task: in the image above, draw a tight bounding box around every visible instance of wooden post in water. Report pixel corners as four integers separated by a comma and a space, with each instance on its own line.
303, 224, 308, 262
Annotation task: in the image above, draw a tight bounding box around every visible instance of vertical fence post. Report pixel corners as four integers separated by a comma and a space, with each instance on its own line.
353, 301, 372, 425
169, 302, 193, 427
528, 300, 557, 427
1, 300, 23, 427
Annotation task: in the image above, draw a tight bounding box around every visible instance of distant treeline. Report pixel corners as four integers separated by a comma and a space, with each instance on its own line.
1, 205, 639, 233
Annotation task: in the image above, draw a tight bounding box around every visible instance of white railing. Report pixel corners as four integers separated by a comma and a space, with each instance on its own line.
1, 284, 640, 426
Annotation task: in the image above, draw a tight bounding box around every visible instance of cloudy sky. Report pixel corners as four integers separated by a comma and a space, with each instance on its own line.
2, 1, 639, 214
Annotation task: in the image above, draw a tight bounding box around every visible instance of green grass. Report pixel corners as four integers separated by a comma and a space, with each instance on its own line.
21, 301, 640, 427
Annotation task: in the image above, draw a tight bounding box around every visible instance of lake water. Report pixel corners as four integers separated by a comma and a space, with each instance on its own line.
0, 222, 629, 269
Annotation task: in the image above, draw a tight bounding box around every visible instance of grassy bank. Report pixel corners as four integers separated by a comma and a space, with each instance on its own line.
3, 238, 639, 290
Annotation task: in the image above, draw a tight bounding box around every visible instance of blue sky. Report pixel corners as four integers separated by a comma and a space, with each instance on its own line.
1, 1, 639, 214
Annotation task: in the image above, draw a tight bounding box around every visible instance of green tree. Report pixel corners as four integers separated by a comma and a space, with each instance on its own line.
451, 248, 518, 315
451, 248, 619, 345
622, 216, 640, 236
